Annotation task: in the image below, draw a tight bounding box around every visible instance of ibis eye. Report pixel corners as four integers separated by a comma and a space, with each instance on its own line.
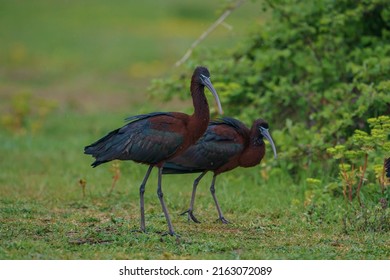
260, 123, 269, 130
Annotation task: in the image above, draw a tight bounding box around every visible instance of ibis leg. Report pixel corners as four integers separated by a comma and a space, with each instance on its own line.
181, 171, 207, 223
139, 165, 153, 232
157, 167, 177, 236
210, 175, 229, 224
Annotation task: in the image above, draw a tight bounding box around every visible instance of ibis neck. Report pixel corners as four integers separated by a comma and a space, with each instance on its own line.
190, 83, 210, 139
192, 83, 210, 121
251, 136, 264, 147
239, 129, 265, 167
250, 126, 264, 147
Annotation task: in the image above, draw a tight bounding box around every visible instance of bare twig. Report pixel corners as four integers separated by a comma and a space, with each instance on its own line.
175, 0, 246, 67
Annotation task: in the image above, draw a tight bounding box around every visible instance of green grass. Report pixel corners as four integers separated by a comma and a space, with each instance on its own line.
0, 111, 389, 259
0, 1, 389, 259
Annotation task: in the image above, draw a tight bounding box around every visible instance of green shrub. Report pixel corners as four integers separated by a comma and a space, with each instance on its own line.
150, 0, 390, 173
307, 115, 390, 232
327, 115, 389, 207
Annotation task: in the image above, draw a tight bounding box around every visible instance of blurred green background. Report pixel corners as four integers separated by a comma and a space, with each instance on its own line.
0, 0, 264, 113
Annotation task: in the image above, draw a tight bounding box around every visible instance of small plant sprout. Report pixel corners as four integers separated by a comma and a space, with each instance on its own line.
79, 179, 87, 198
108, 161, 121, 195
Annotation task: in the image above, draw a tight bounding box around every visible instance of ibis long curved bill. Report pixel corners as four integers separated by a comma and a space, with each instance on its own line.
259, 127, 277, 159
200, 74, 223, 115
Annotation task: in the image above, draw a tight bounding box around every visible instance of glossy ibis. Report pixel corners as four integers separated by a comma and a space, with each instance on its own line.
162, 117, 277, 224
385, 157, 390, 178
84, 66, 223, 236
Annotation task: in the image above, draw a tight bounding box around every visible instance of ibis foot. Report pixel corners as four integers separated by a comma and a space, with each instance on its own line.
217, 216, 230, 224
161, 231, 181, 239
180, 209, 201, 223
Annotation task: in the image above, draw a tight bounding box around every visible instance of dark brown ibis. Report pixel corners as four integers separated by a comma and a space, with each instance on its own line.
162, 117, 277, 224
84, 66, 223, 236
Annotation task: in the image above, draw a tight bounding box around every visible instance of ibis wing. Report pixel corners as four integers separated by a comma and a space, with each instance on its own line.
210, 117, 248, 137
85, 112, 184, 167
163, 124, 244, 174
